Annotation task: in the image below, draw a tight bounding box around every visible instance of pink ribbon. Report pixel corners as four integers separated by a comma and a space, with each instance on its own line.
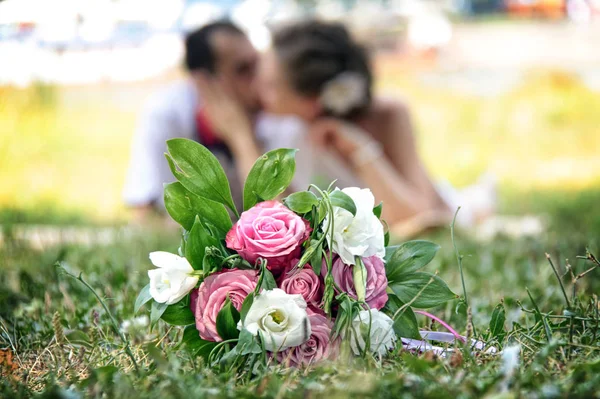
400, 311, 497, 357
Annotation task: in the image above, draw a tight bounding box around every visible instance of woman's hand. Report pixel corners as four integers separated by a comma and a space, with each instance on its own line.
308, 118, 375, 166
194, 73, 253, 147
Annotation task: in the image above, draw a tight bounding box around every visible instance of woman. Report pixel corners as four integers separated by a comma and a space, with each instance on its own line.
198, 20, 467, 236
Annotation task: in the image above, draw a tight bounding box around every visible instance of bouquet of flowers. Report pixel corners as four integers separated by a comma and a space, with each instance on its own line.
135, 138, 460, 368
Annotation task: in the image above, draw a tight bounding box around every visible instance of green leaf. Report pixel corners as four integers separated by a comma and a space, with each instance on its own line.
389, 272, 456, 309
373, 202, 383, 219
317, 201, 328, 223
332, 296, 358, 339
151, 301, 169, 326
309, 240, 323, 276
284, 191, 319, 214
185, 216, 219, 271
181, 325, 218, 360
134, 284, 152, 314
260, 268, 277, 291
489, 303, 506, 339
161, 299, 195, 326
240, 292, 255, 323
202, 247, 224, 276
165, 138, 236, 213
384, 245, 400, 263
164, 182, 232, 234
243, 148, 297, 210
385, 240, 440, 283
237, 329, 262, 355
329, 190, 357, 216
216, 298, 241, 340
383, 295, 421, 339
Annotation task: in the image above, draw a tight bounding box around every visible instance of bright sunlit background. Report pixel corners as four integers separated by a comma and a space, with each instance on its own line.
1, 0, 600, 225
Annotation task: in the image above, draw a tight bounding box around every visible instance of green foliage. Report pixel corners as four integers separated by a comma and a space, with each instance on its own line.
383, 295, 420, 339
161, 298, 195, 326
385, 240, 441, 279
164, 182, 232, 234
165, 138, 237, 214
389, 272, 456, 309
181, 325, 217, 360
284, 191, 319, 214
489, 303, 506, 341
134, 284, 152, 314
185, 216, 220, 271
151, 301, 168, 326
216, 298, 241, 340
385, 241, 453, 309
240, 292, 255, 323
243, 148, 297, 210
373, 202, 383, 219
329, 190, 357, 216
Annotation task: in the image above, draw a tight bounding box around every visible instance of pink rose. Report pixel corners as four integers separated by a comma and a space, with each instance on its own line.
226, 201, 311, 275
279, 264, 323, 307
277, 309, 338, 367
192, 268, 258, 342
330, 255, 388, 310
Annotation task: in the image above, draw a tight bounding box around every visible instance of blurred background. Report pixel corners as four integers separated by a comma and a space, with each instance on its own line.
1, 0, 599, 232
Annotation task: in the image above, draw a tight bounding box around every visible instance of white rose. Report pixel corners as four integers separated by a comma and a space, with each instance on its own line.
239, 289, 311, 351
324, 187, 385, 265
344, 309, 397, 357
148, 251, 199, 305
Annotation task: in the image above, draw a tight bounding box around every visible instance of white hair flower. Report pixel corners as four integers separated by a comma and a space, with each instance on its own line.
148, 251, 199, 305
320, 72, 367, 116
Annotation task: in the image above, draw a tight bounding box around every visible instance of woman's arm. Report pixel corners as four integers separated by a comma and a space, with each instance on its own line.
374, 100, 447, 211
308, 117, 450, 227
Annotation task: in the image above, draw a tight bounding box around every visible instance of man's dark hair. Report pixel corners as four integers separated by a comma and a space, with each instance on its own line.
184, 20, 244, 73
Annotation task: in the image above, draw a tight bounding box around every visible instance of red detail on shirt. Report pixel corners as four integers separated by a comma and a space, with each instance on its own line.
195, 109, 221, 146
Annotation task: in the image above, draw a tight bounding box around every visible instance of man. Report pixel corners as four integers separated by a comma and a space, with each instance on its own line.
123, 21, 263, 220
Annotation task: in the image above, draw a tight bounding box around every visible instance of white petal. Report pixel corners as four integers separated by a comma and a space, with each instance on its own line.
241, 289, 310, 351
245, 323, 260, 336
149, 251, 193, 273
259, 330, 285, 351
263, 314, 286, 332
165, 275, 199, 305
342, 187, 375, 214
346, 309, 397, 357
148, 269, 172, 303
282, 324, 310, 349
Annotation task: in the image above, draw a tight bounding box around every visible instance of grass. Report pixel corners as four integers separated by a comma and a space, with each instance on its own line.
1, 192, 600, 397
